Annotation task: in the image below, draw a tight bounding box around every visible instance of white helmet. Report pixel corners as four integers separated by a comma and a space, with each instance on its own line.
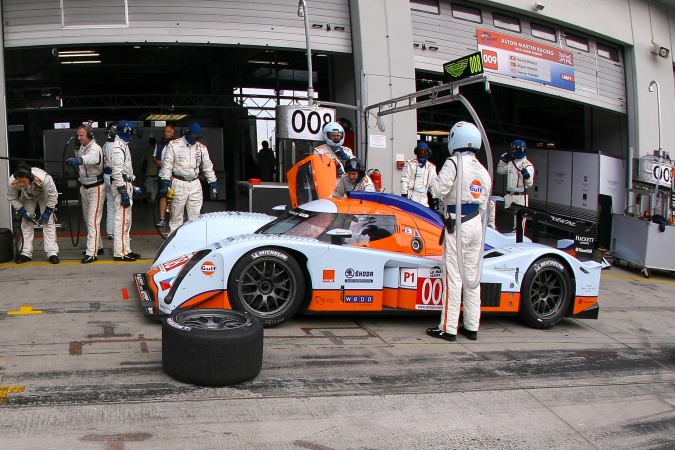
323, 121, 345, 147
449, 121, 481, 153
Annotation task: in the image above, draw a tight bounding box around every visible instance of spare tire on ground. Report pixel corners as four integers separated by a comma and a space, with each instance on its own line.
162, 309, 263, 386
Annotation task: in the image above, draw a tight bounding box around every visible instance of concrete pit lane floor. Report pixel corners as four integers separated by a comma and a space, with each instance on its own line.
0, 234, 673, 449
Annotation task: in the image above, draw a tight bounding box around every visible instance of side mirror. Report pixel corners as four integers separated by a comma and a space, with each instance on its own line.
326, 228, 352, 245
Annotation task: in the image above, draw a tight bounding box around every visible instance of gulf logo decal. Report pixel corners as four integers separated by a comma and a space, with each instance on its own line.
201, 261, 216, 276
469, 180, 483, 199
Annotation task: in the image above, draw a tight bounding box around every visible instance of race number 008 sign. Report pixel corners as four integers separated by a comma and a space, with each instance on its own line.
276, 105, 336, 141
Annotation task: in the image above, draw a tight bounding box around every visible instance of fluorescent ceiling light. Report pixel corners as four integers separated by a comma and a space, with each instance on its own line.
60, 60, 101, 64
146, 114, 188, 120
248, 60, 290, 65
58, 50, 98, 56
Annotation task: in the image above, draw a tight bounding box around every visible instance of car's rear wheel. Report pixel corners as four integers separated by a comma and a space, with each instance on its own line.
162, 309, 263, 386
227, 248, 305, 327
518, 257, 573, 329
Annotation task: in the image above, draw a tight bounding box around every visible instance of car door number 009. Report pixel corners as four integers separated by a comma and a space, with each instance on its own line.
292, 110, 333, 135
420, 278, 443, 305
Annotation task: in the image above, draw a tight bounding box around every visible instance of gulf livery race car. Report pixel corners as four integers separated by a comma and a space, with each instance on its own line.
135, 155, 601, 329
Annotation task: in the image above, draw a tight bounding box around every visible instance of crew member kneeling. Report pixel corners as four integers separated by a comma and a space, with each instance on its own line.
427, 121, 491, 342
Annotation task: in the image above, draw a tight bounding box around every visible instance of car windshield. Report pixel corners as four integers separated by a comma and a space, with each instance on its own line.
258, 209, 336, 239
258, 209, 398, 244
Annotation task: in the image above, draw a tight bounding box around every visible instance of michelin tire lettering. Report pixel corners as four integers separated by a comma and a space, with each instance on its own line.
251, 250, 288, 261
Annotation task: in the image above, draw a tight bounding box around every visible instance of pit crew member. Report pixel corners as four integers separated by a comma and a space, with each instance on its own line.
313, 121, 354, 180
7, 164, 60, 264
159, 123, 218, 234
333, 158, 376, 198
110, 120, 141, 261
66, 122, 104, 264
400, 142, 437, 208
497, 139, 534, 230
428, 121, 491, 342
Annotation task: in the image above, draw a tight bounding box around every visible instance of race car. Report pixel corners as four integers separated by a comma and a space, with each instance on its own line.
135, 160, 601, 329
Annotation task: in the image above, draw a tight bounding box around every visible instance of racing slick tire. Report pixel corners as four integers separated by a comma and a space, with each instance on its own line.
227, 247, 306, 327
518, 257, 573, 329
162, 309, 263, 386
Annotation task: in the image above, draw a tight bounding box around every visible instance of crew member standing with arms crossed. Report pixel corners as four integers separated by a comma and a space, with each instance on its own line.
66, 122, 105, 264
159, 123, 218, 234
7, 164, 60, 264
110, 120, 141, 261
427, 121, 491, 342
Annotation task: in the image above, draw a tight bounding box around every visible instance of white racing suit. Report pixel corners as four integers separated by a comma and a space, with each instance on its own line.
332, 174, 376, 198
496, 156, 534, 208
400, 158, 437, 207
102, 141, 115, 236
7, 168, 59, 259
313, 144, 354, 180
76, 140, 105, 257
160, 137, 217, 234
431, 151, 491, 335
110, 137, 136, 258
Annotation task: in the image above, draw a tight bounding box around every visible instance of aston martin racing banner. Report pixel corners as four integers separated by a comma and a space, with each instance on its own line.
477, 28, 576, 91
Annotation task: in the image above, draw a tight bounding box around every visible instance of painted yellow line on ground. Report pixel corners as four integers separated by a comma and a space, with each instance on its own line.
1, 259, 151, 267
8, 305, 42, 315
0, 386, 25, 405
602, 273, 675, 285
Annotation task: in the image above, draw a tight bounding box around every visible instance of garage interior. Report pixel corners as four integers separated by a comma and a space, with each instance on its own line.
4, 43, 628, 238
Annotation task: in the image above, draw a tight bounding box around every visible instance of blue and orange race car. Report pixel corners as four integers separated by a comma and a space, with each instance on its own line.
135, 154, 601, 329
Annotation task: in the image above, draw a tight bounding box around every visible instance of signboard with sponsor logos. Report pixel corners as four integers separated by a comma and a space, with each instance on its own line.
477, 28, 575, 92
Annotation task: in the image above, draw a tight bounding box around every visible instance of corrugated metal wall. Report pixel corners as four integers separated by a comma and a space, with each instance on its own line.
2, 0, 352, 53
411, 2, 626, 114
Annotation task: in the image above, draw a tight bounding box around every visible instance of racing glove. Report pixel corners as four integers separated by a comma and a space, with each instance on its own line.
210, 181, 218, 198
159, 179, 171, 195
17, 206, 32, 222
103, 166, 113, 175
520, 167, 531, 179
132, 186, 142, 196
500, 153, 510, 164
118, 186, 131, 208
40, 206, 53, 224
334, 147, 350, 164
66, 156, 83, 168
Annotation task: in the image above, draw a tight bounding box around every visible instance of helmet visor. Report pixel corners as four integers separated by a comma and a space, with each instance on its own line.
327, 131, 343, 142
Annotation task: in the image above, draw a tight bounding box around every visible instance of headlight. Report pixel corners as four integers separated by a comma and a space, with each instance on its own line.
164, 249, 212, 304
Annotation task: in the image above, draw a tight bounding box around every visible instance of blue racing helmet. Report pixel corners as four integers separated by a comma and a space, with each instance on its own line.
117, 120, 134, 143
185, 123, 203, 145
511, 139, 527, 159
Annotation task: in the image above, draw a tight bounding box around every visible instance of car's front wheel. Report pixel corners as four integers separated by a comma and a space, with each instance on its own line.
518, 257, 573, 329
227, 248, 306, 327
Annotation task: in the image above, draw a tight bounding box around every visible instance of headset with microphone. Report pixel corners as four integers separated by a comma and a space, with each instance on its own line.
79, 121, 95, 140
13, 163, 35, 183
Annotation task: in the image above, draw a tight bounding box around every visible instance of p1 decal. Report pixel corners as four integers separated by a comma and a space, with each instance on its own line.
201, 261, 216, 276
416, 267, 444, 310
400, 268, 418, 287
